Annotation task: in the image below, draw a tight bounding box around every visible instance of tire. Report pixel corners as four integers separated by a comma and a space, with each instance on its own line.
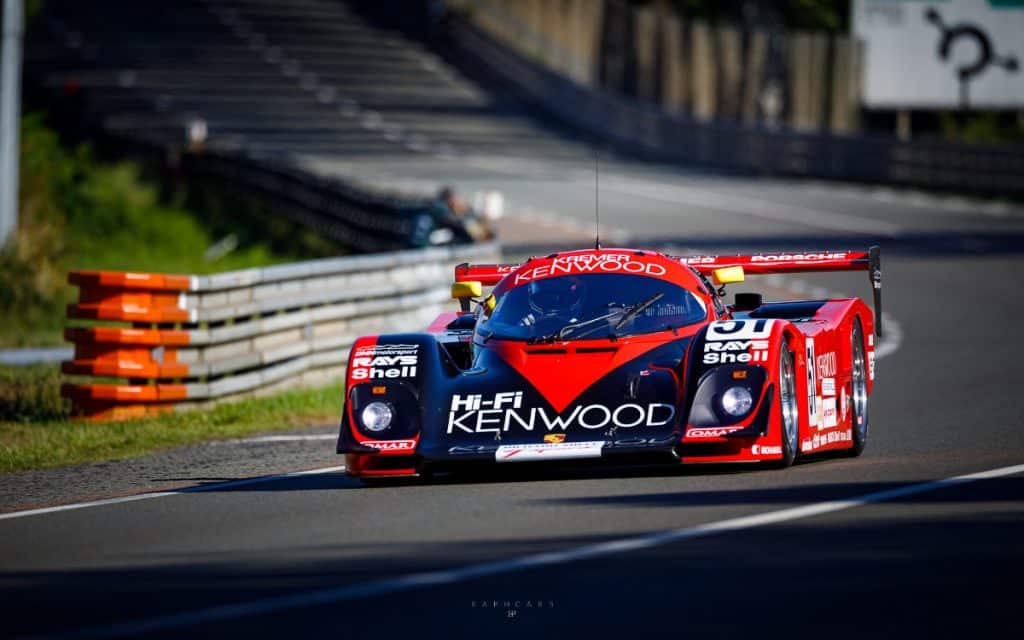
775, 340, 799, 468
848, 318, 870, 456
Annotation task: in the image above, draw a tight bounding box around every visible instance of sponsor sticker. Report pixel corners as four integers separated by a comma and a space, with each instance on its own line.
702, 338, 771, 365
544, 433, 566, 444
751, 444, 782, 456
750, 252, 847, 262
816, 351, 836, 379
868, 352, 876, 381
447, 393, 675, 434
806, 338, 818, 429
801, 429, 851, 452
362, 439, 416, 452
351, 344, 419, 381
513, 254, 667, 285
822, 377, 836, 397
686, 426, 745, 438
495, 441, 604, 463
822, 398, 838, 428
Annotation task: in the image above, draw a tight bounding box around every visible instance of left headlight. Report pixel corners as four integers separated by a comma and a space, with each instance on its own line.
721, 386, 753, 417
360, 402, 394, 432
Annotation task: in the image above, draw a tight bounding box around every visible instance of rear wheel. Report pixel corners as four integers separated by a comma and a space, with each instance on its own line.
775, 340, 799, 468
849, 319, 870, 456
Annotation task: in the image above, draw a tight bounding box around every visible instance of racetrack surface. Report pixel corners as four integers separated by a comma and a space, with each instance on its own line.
9, 4, 1024, 638
3, 194, 1022, 640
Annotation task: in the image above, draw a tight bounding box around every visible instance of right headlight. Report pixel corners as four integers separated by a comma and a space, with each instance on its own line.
721, 386, 753, 417
360, 402, 394, 432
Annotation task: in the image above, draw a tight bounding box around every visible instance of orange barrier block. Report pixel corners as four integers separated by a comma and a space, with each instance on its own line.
61, 383, 190, 421
65, 327, 191, 346
61, 383, 189, 402
69, 270, 192, 291
66, 402, 177, 422
68, 290, 191, 323
63, 327, 192, 379
67, 270, 193, 323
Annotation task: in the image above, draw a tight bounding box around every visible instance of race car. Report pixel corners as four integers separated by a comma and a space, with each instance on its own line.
337, 247, 881, 480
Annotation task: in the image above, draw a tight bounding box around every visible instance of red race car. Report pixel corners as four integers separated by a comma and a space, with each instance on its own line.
337, 247, 881, 479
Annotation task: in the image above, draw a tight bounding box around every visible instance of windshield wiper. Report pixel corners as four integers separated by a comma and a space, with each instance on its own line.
612, 293, 664, 332
552, 309, 623, 341
535, 293, 666, 342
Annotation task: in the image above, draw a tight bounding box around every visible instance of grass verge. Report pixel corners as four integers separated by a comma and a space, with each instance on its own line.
0, 380, 342, 474
1, 114, 343, 347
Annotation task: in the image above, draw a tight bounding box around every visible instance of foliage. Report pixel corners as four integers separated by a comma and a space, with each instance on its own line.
939, 111, 1024, 145
0, 114, 333, 346
0, 381, 342, 473
0, 364, 67, 422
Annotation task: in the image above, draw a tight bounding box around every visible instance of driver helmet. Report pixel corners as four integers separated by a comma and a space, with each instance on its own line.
528, 277, 585, 318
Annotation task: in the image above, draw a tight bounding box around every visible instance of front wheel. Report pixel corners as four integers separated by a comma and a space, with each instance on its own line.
774, 340, 799, 468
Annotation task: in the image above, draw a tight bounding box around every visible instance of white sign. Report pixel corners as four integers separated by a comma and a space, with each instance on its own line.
852, 0, 1024, 108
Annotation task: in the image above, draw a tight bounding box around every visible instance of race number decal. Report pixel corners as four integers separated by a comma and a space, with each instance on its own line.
706, 319, 775, 341
805, 338, 818, 428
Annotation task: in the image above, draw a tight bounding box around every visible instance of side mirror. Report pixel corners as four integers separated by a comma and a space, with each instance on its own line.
733, 292, 763, 312
712, 266, 744, 286
452, 281, 483, 312
452, 281, 483, 299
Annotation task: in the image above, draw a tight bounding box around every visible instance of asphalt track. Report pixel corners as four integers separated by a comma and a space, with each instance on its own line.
2, 159, 1023, 638
9, 9, 1024, 634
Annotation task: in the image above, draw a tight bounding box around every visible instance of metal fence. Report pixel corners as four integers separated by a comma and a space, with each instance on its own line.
62, 242, 500, 421
438, 11, 1024, 196
180, 149, 434, 253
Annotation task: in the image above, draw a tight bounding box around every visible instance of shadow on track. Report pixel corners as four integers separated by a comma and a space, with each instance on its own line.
194, 457, 819, 493
2, 492, 1022, 638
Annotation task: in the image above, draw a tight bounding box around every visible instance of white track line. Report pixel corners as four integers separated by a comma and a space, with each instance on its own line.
31, 462, 1024, 640
214, 434, 337, 444
0, 466, 346, 522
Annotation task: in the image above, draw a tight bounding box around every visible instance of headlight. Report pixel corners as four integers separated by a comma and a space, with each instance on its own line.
721, 386, 753, 417
360, 402, 394, 432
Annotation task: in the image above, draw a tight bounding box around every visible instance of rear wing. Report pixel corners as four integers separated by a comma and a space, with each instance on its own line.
679, 245, 880, 337
680, 247, 882, 336
453, 263, 519, 286
454, 247, 882, 336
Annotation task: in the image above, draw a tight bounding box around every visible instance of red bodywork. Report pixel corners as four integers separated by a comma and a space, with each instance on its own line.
343, 248, 879, 476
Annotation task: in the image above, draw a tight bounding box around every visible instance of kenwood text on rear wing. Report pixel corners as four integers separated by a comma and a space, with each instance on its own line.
679, 247, 882, 336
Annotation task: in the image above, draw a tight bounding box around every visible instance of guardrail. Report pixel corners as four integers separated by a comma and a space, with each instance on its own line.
87, 130, 438, 253
61, 243, 500, 421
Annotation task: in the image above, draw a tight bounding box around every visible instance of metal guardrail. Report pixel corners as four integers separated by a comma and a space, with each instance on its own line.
438, 13, 1024, 196
89, 131, 438, 252
179, 149, 435, 252
61, 242, 500, 421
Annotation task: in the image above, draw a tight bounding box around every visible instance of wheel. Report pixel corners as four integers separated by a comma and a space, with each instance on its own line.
774, 340, 799, 468
848, 318, 869, 456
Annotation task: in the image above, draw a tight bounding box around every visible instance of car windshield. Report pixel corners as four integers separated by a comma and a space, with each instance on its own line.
482, 274, 707, 342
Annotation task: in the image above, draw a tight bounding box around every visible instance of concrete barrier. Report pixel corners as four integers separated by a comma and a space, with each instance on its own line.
61, 243, 500, 421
